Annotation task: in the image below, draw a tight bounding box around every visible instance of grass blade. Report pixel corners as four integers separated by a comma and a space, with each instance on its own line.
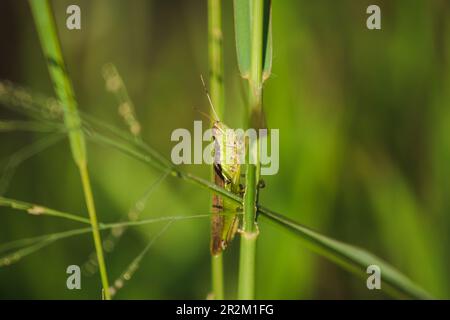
233, 0, 272, 80
28, 0, 85, 166
0, 196, 90, 224
0, 212, 237, 268
258, 206, 433, 300
28, 0, 111, 299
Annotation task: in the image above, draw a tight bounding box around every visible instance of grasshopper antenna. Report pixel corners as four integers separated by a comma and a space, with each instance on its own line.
200, 75, 220, 122
193, 107, 215, 123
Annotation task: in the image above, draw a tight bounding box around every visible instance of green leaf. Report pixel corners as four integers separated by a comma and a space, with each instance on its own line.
258, 206, 433, 300
233, 0, 272, 81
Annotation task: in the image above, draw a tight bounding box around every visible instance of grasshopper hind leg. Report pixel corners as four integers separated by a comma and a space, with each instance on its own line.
224, 215, 240, 247
211, 214, 225, 256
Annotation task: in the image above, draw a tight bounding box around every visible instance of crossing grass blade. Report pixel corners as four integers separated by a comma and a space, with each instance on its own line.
0, 211, 238, 268
258, 206, 433, 300
0, 196, 90, 224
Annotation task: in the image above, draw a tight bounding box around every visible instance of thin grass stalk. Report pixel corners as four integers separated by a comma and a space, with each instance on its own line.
0, 212, 239, 268
109, 221, 173, 297
208, 0, 225, 300
0, 196, 90, 224
211, 254, 224, 299
238, 0, 265, 300
28, 0, 111, 299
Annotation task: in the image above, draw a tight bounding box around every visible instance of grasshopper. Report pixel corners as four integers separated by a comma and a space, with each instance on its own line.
201, 76, 243, 256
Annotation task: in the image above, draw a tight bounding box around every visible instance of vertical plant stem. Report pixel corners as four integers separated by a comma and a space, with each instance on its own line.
79, 164, 110, 299
28, 0, 111, 299
238, 0, 264, 300
238, 161, 258, 299
211, 254, 224, 299
208, 0, 225, 117
208, 0, 225, 300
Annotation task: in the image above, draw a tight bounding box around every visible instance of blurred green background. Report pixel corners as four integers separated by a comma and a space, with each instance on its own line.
0, 0, 449, 299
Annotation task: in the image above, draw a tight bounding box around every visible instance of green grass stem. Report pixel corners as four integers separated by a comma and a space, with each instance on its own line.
237, 0, 265, 300
208, 0, 225, 300
28, 0, 111, 299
